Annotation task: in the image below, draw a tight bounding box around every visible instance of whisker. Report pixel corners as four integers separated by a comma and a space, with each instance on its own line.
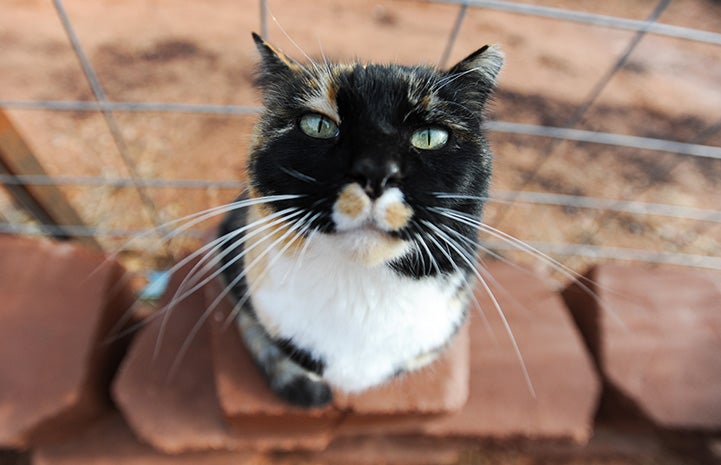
409, 221, 441, 276
155, 208, 305, 333
278, 165, 318, 184
153, 207, 302, 358
170, 207, 301, 300
431, 192, 492, 202
433, 66, 485, 91
168, 209, 315, 378
266, 3, 321, 78
278, 212, 323, 285
438, 224, 498, 341
290, 227, 317, 286
220, 209, 317, 329
87, 194, 303, 280
433, 206, 626, 330
423, 220, 536, 397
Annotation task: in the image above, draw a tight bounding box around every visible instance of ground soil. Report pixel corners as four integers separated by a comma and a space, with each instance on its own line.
1, 0, 720, 280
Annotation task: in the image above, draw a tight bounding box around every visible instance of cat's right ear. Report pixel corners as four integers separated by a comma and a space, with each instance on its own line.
447, 44, 504, 87
252, 32, 299, 82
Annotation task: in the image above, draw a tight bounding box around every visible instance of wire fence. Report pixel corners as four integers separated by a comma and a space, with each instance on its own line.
1, 0, 720, 272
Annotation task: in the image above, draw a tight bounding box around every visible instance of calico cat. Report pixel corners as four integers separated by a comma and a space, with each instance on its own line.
216, 32, 503, 407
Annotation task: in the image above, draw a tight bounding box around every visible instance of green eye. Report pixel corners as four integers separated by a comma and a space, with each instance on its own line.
410, 127, 449, 150
299, 113, 339, 139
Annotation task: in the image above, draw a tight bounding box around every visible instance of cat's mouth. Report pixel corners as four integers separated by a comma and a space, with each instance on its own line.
331, 183, 413, 234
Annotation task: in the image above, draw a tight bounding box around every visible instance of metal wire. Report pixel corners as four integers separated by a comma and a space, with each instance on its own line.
490, 0, 670, 228
1, 99, 718, 160
0, 174, 245, 189
484, 122, 721, 161
2, 174, 720, 224
485, 240, 721, 271
491, 190, 721, 224
52, 0, 168, 241
1, 0, 719, 271
0, 222, 202, 239
438, 1, 469, 68
0, 100, 261, 115
428, 0, 721, 45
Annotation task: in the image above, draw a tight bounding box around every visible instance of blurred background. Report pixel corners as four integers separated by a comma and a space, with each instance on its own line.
1, 0, 720, 287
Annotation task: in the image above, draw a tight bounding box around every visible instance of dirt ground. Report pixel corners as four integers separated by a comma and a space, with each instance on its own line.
1, 0, 721, 282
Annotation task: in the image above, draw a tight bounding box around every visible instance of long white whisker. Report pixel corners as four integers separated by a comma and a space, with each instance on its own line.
172, 207, 300, 299
88, 194, 303, 279
410, 222, 441, 276
438, 224, 497, 342
431, 205, 623, 326
266, 3, 321, 77
434, 66, 486, 91
290, 227, 317, 287
153, 207, 302, 358
157, 208, 305, 325
279, 212, 322, 285
169, 209, 315, 377
221, 211, 316, 329
424, 220, 536, 397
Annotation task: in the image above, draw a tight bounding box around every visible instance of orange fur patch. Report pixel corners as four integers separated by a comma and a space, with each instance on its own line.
384, 202, 413, 231
336, 184, 370, 219
263, 41, 299, 70
355, 234, 407, 267
326, 81, 338, 103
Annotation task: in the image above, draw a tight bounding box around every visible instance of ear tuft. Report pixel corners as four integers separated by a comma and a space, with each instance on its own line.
448, 44, 504, 86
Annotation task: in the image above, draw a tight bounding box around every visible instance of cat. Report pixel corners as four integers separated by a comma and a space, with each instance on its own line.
215, 32, 503, 408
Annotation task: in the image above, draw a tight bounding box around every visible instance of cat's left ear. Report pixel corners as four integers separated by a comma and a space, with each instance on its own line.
251, 32, 300, 80
447, 45, 504, 87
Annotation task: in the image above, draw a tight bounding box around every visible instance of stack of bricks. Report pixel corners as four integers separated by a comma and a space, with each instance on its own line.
1, 235, 720, 464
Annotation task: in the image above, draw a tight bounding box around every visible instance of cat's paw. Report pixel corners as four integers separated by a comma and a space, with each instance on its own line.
271, 372, 333, 408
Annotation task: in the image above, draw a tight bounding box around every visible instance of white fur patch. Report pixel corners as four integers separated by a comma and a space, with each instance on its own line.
332, 183, 371, 231
245, 234, 466, 393
333, 184, 412, 233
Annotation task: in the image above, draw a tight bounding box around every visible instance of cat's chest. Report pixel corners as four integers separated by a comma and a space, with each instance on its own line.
246, 232, 467, 392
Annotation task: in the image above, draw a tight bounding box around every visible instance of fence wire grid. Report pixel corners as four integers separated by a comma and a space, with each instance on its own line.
1, 0, 720, 275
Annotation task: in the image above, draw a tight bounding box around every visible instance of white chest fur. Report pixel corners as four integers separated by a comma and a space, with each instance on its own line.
245, 232, 467, 393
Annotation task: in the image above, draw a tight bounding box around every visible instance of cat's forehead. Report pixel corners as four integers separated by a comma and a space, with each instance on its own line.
296, 62, 442, 125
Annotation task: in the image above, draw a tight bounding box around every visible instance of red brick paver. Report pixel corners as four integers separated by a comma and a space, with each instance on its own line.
422, 261, 601, 443
0, 236, 133, 448
564, 264, 721, 430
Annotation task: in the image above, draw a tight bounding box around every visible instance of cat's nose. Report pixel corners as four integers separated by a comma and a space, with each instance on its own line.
351, 159, 402, 198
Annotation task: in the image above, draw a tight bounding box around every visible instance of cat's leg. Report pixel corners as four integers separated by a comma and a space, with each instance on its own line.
236, 310, 333, 408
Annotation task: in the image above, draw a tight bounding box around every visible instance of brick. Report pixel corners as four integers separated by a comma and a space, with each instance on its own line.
422, 261, 601, 443
32, 414, 264, 465
308, 435, 460, 465
563, 264, 721, 430
112, 257, 237, 453
0, 236, 133, 448
113, 256, 336, 453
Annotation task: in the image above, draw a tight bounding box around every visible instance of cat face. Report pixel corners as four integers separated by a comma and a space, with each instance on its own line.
247, 33, 502, 277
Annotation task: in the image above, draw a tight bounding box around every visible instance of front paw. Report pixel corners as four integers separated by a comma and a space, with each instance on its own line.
271, 371, 333, 408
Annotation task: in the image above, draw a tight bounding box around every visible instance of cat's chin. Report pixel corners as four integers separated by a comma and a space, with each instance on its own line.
329, 226, 410, 268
